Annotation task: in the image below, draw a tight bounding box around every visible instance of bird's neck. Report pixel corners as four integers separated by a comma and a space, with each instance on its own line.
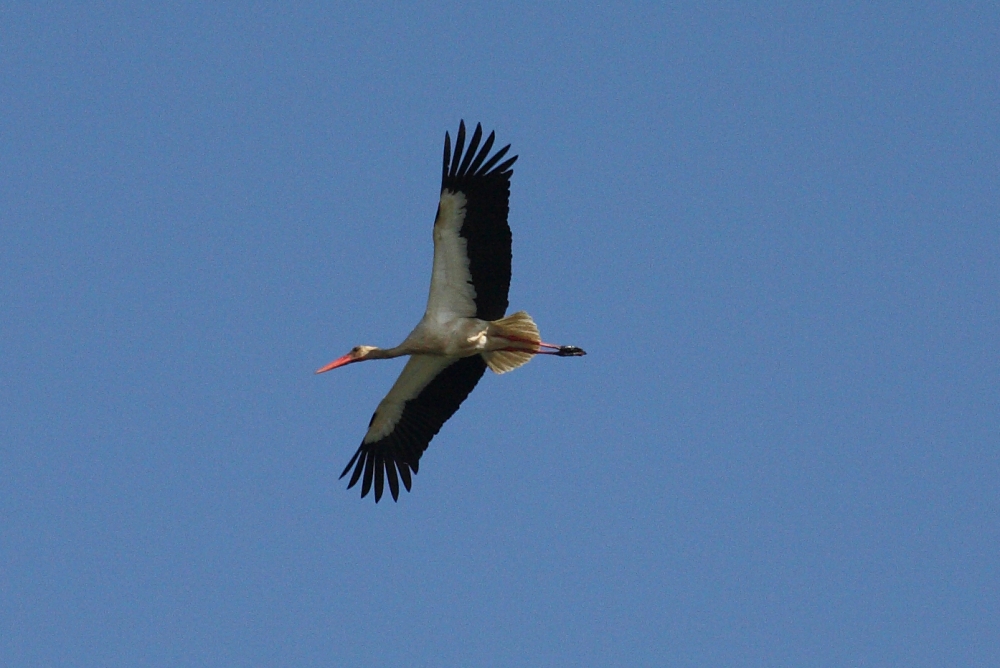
367, 346, 407, 360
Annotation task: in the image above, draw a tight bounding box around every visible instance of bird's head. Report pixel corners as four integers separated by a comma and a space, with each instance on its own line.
315, 345, 380, 374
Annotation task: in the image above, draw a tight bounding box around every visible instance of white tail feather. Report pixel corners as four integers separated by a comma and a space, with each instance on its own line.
483, 311, 540, 374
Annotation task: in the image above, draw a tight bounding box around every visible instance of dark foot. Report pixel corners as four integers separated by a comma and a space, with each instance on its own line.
556, 346, 586, 357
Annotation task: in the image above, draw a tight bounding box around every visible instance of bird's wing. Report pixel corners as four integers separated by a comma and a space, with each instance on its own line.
425, 121, 518, 323
340, 354, 488, 502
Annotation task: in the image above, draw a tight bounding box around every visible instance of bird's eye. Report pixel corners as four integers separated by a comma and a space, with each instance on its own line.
352, 346, 361, 353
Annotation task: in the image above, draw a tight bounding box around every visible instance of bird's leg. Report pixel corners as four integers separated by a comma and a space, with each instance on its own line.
499, 334, 560, 349
496, 345, 586, 357
497, 334, 586, 357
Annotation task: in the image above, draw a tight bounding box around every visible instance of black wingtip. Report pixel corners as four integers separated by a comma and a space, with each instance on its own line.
493, 154, 518, 178
452, 120, 466, 176
442, 130, 451, 182
398, 463, 412, 492
386, 459, 400, 501
457, 123, 483, 176
360, 452, 375, 498
373, 454, 386, 502
466, 130, 496, 175
341, 444, 410, 502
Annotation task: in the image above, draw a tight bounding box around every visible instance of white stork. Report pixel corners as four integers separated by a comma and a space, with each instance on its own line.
317, 121, 585, 502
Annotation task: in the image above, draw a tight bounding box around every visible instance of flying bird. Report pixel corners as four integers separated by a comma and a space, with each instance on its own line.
317, 121, 585, 502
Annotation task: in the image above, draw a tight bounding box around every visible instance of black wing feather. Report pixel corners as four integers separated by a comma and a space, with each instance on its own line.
398, 462, 412, 491
385, 458, 400, 501
373, 454, 385, 502
340, 356, 488, 502
466, 131, 496, 175
442, 131, 452, 183
451, 121, 466, 174
457, 123, 482, 176
476, 144, 511, 175
361, 451, 375, 498
340, 446, 363, 480
441, 120, 518, 321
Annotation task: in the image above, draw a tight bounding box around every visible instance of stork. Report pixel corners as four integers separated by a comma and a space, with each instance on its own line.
317, 121, 585, 502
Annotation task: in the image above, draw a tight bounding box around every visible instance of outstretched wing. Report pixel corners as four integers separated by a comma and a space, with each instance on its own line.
340, 355, 488, 502
425, 121, 518, 323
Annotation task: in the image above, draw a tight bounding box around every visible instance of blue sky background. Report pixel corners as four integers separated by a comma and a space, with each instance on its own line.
2, 3, 998, 666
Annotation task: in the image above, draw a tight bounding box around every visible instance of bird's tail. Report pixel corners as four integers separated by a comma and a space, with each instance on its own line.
483, 311, 541, 374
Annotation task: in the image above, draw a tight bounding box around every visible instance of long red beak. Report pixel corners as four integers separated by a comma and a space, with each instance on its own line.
315, 353, 355, 374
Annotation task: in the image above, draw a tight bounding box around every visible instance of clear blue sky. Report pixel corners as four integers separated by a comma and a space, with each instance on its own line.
2, 4, 997, 666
